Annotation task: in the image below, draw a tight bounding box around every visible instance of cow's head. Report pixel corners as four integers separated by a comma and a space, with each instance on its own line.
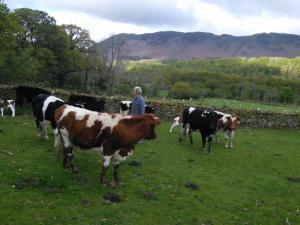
142, 114, 160, 139
202, 111, 220, 135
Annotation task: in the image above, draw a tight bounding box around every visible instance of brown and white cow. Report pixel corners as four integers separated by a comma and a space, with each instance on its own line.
54, 105, 160, 185
216, 112, 240, 148
0, 98, 15, 117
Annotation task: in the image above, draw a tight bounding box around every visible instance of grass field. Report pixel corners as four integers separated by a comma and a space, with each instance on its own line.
0, 116, 300, 225
156, 93, 300, 114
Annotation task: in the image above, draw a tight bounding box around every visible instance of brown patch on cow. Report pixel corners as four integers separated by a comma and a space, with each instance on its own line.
54, 105, 67, 123
57, 108, 105, 149
111, 114, 117, 119
112, 114, 160, 146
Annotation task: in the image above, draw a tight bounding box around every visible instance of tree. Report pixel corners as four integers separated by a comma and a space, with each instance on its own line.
0, 1, 22, 51
169, 82, 192, 99
14, 8, 56, 48
94, 34, 125, 94
61, 24, 94, 51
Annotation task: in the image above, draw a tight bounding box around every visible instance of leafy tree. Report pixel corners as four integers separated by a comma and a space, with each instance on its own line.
169, 82, 192, 99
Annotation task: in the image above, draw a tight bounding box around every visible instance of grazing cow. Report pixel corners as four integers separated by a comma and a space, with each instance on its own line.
68, 94, 105, 112
32, 94, 65, 139
54, 105, 160, 184
179, 107, 223, 153
15, 86, 50, 106
0, 97, 15, 117
216, 113, 240, 148
119, 100, 155, 116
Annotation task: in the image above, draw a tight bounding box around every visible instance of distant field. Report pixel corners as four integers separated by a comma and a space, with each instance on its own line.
0, 116, 300, 225
155, 94, 300, 114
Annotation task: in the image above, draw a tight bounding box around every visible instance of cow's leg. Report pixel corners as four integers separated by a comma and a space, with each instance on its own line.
100, 155, 112, 184
35, 119, 41, 137
54, 128, 62, 159
8, 104, 15, 117
113, 162, 120, 184
201, 132, 206, 151
230, 130, 235, 148
41, 122, 48, 139
170, 123, 177, 133
224, 130, 229, 148
63, 146, 78, 174
188, 128, 194, 145
207, 135, 213, 153
0, 108, 3, 117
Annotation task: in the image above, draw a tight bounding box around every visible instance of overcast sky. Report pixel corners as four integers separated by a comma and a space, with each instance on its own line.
5, 0, 300, 41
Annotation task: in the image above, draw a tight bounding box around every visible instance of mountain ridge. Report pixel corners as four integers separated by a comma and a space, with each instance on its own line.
111, 31, 300, 59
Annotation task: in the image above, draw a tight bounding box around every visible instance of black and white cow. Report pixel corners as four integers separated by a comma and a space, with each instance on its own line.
179, 107, 223, 153
119, 100, 155, 115
0, 97, 15, 117
68, 94, 105, 112
120, 100, 132, 116
32, 94, 65, 140
15, 86, 50, 106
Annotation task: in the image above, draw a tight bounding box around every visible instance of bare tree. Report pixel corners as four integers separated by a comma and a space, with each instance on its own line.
95, 34, 126, 94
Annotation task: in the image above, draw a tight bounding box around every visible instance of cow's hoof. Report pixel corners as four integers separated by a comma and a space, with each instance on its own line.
44, 136, 49, 140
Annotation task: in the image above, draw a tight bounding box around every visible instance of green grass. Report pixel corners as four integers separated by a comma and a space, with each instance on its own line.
0, 116, 300, 225
157, 97, 300, 114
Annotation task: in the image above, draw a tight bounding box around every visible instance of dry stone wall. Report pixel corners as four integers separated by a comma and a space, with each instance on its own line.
1, 85, 299, 129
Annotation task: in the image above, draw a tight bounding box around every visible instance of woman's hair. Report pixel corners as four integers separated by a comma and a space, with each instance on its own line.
133, 86, 142, 95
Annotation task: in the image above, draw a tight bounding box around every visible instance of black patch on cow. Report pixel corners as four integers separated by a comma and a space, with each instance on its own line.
145, 105, 155, 114
16, 86, 50, 106
32, 94, 65, 129
68, 94, 105, 112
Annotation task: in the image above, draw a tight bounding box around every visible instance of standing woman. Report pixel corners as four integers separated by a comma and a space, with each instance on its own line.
131, 86, 145, 116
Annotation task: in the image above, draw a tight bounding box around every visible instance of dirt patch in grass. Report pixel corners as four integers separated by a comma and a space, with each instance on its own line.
287, 177, 300, 183
43, 187, 60, 193
15, 177, 38, 187
80, 199, 93, 207
103, 192, 121, 203
128, 160, 142, 166
143, 191, 156, 200
184, 181, 199, 190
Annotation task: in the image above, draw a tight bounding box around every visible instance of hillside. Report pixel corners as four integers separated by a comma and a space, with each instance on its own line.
114, 31, 300, 59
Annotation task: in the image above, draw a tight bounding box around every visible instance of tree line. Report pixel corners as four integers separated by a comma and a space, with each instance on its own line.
0, 1, 124, 93
124, 59, 300, 104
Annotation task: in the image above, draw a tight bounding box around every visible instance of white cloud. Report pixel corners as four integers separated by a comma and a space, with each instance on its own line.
5, 0, 300, 41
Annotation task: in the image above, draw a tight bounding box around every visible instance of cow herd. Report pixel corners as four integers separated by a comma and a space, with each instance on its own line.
1, 86, 240, 186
